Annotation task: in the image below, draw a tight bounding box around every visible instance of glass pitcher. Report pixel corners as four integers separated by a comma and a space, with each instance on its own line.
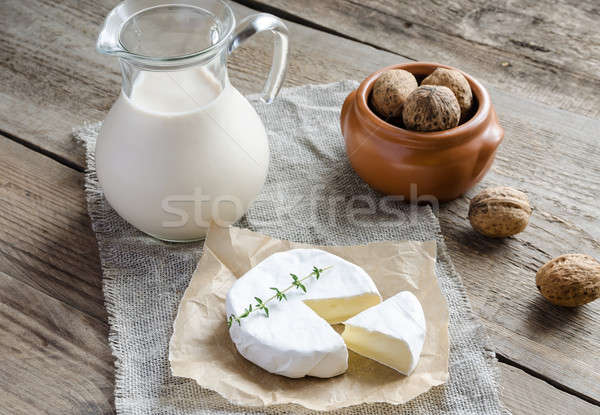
96, 0, 288, 241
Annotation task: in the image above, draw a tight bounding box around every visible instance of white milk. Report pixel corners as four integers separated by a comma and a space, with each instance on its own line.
95, 67, 269, 241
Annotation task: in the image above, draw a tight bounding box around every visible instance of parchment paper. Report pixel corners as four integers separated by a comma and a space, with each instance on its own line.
169, 224, 449, 411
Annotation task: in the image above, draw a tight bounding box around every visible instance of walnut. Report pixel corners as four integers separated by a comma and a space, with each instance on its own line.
371, 69, 418, 119
536, 254, 600, 307
422, 68, 473, 121
402, 86, 460, 132
468, 186, 532, 237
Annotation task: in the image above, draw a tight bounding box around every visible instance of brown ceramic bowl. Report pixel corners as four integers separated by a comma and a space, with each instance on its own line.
341, 62, 504, 202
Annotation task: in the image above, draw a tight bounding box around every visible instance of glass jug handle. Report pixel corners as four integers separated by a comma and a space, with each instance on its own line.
228, 14, 289, 104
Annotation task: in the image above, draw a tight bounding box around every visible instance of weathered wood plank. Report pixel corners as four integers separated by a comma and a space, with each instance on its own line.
438, 92, 600, 402
500, 363, 599, 415
0, 271, 114, 414
0, 137, 113, 413
1, 0, 600, 406
0, 0, 118, 167
241, 0, 600, 118
0, 135, 106, 321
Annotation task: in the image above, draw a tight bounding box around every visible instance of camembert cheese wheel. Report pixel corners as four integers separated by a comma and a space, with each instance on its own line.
226, 249, 381, 378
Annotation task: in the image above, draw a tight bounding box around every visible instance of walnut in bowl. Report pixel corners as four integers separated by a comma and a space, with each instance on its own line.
340, 62, 504, 202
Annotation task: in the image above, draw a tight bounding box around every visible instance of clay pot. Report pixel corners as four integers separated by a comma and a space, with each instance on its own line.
341, 62, 504, 202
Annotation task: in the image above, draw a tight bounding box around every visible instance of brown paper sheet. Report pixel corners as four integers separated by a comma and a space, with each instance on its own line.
169, 224, 449, 410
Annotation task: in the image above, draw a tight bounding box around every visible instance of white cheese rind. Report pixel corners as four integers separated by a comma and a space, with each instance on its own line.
226, 248, 381, 378
342, 291, 426, 375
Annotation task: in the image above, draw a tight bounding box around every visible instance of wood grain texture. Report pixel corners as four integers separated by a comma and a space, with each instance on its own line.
0, 0, 118, 168
0, 136, 114, 414
241, 0, 600, 118
500, 362, 600, 415
0, 271, 114, 414
1, 0, 600, 410
0, 135, 105, 321
440, 97, 600, 403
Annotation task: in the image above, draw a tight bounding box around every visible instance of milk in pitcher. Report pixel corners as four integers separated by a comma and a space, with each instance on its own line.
96, 67, 269, 241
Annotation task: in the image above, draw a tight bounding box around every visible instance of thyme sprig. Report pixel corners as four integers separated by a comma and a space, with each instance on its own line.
227, 265, 333, 327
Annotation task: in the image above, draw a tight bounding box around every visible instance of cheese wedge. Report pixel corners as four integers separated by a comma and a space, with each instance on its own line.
342, 291, 426, 375
226, 249, 381, 378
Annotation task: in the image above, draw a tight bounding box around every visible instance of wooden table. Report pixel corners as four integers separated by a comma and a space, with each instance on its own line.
1, 1, 599, 413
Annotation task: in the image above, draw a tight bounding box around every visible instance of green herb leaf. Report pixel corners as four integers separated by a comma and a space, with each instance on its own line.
225, 265, 332, 326
313, 266, 321, 279
240, 305, 252, 318
270, 287, 288, 301
292, 279, 306, 292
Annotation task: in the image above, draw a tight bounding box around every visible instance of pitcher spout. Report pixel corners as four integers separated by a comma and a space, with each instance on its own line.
96, 2, 130, 56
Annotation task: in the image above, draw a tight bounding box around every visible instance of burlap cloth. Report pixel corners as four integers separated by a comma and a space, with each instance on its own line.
74, 81, 510, 414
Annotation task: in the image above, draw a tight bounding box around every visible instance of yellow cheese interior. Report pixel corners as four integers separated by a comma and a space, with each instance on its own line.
303, 294, 381, 324
341, 325, 412, 375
